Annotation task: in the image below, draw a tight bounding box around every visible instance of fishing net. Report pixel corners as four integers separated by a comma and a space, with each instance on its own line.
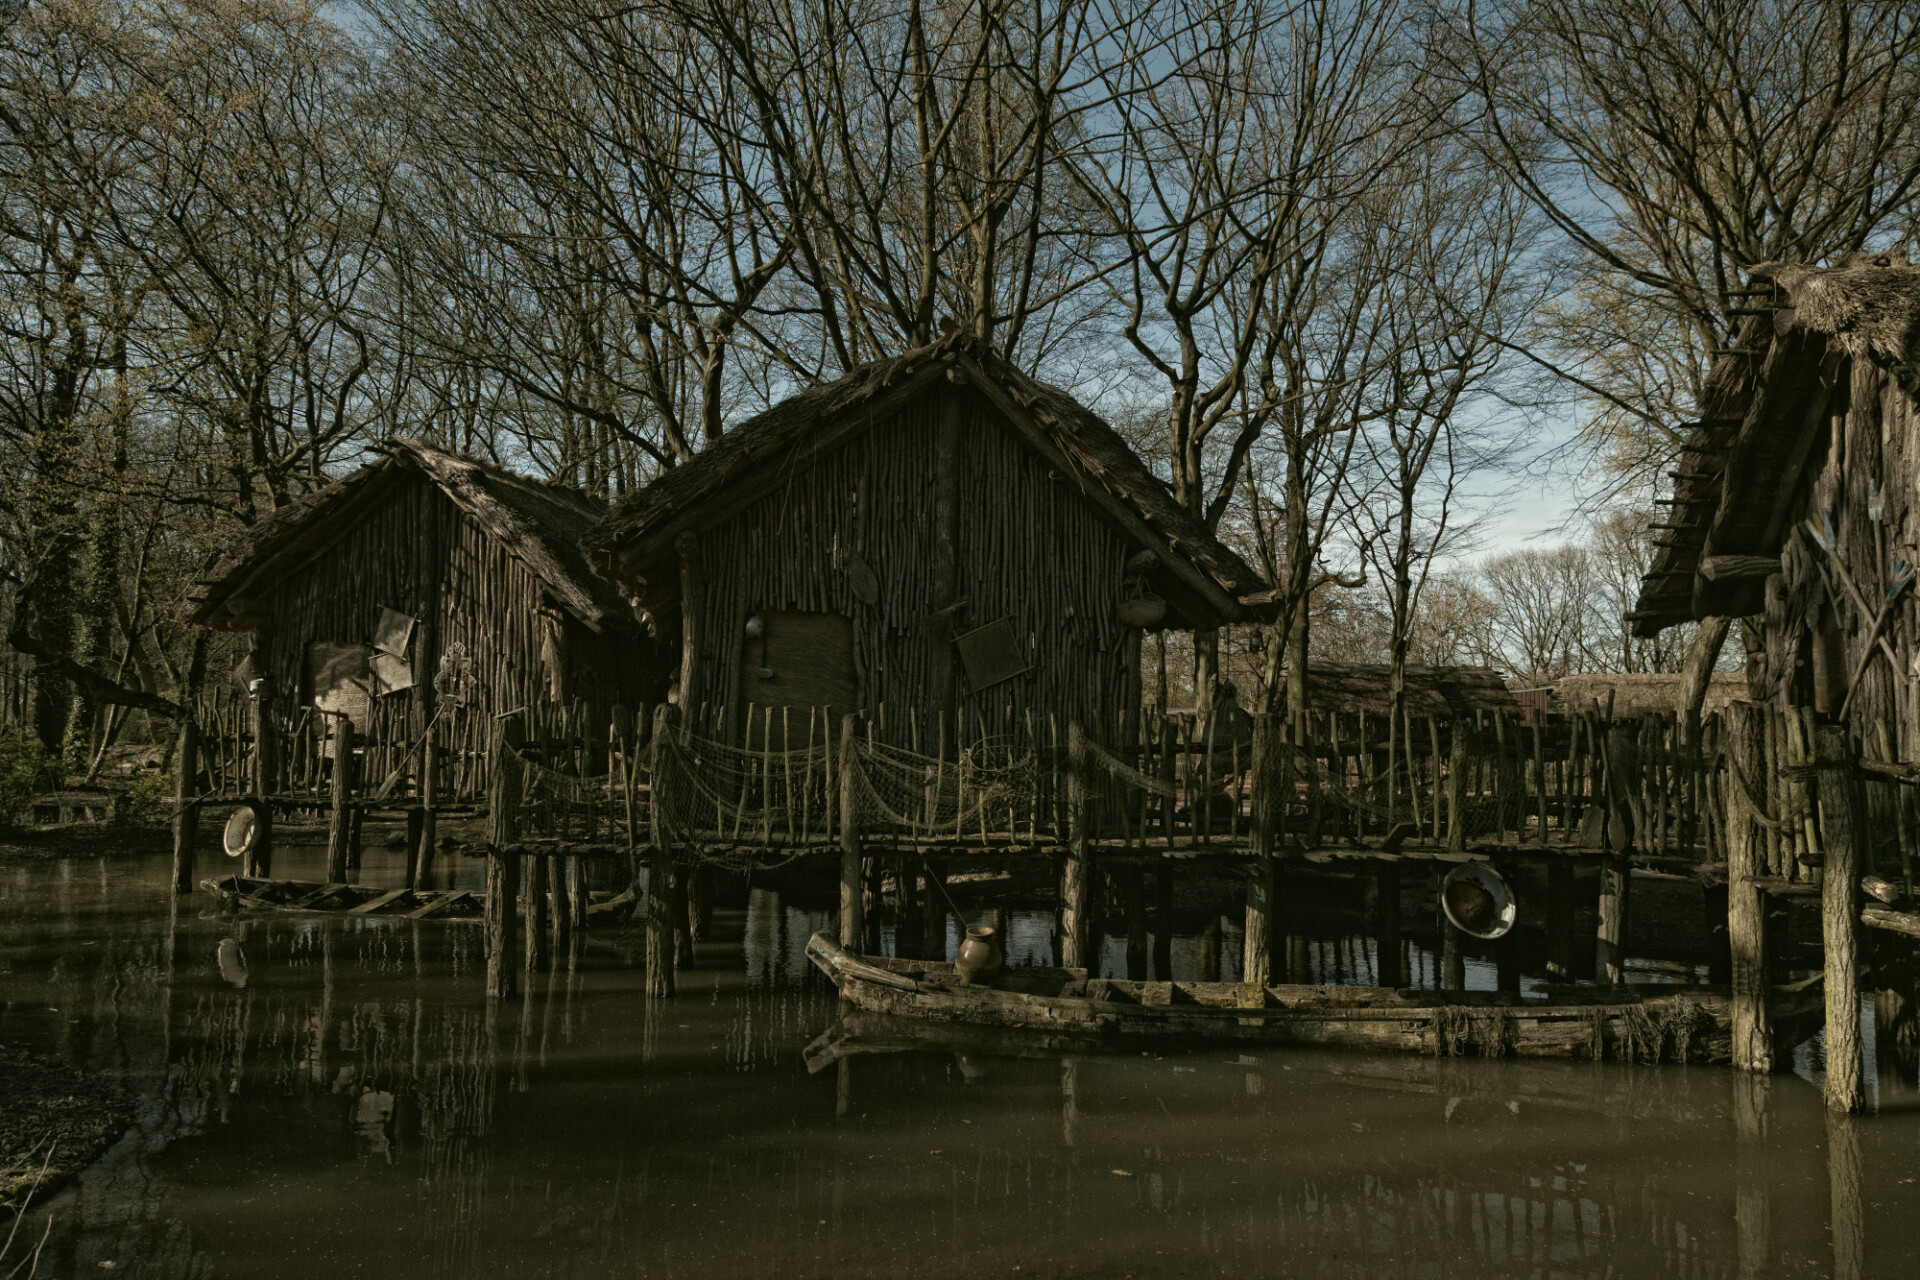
851, 736, 1045, 842
490, 739, 619, 843
649, 731, 837, 869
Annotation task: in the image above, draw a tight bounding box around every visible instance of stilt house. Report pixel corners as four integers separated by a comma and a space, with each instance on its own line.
1630, 253, 1920, 743
582, 333, 1276, 748
189, 439, 663, 797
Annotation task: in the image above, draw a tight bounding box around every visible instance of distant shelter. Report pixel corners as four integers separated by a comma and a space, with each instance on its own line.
189, 439, 664, 800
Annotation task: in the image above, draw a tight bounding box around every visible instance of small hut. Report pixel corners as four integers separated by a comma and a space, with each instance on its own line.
189, 439, 663, 800
582, 333, 1275, 748
1295, 663, 1516, 720
1628, 253, 1920, 745
1553, 672, 1747, 720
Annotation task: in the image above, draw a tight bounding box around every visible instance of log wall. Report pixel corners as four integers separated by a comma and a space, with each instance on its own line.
681, 389, 1140, 746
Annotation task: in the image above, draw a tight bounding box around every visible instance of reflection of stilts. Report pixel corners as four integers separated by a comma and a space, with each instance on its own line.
1060, 1057, 1078, 1147
835, 1057, 851, 1120
1732, 1073, 1772, 1280
1827, 1111, 1864, 1280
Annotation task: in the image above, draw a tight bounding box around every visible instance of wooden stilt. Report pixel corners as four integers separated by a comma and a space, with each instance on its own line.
245, 682, 274, 878
673, 866, 695, 968
1062, 721, 1092, 970
1441, 918, 1466, 990
485, 846, 519, 999
327, 719, 354, 884
526, 852, 550, 973
551, 851, 572, 960
646, 705, 676, 997
1596, 721, 1638, 984
1815, 723, 1863, 1112
838, 714, 864, 948
1726, 702, 1774, 1072
171, 717, 199, 894
1243, 714, 1275, 986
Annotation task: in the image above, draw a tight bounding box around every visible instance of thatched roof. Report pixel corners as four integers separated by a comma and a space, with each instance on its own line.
1631, 253, 1920, 636
189, 438, 629, 632
583, 332, 1275, 628
1298, 663, 1516, 718
1555, 672, 1748, 718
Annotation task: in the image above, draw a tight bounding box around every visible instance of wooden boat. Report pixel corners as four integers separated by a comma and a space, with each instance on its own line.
199, 875, 638, 925
806, 932, 1820, 1064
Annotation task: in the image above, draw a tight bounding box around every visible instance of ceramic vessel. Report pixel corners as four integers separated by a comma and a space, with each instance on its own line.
953, 925, 1005, 986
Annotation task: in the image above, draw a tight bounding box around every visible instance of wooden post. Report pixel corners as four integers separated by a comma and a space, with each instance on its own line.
1373, 864, 1402, 988
245, 681, 274, 878
673, 867, 695, 967
1814, 722, 1863, 1112
838, 714, 863, 948
551, 851, 573, 960
569, 855, 588, 934
526, 852, 550, 973
1725, 702, 1774, 1072
646, 705, 676, 997
326, 719, 354, 884
484, 846, 519, 999
1441, 917, 1466, 990
1243, 713, 1276, 987
1446, 724, 1467, 852
1596, 722, 1638, 984
171, 717, 200, 894
1061, 721, 1092, 971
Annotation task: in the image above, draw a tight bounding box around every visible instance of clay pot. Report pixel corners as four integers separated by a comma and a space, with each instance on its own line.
1117, 594, 1167, 629
953, 925, 1005, 986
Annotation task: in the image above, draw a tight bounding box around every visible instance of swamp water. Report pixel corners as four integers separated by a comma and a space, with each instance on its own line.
4, 848, 1920, 1278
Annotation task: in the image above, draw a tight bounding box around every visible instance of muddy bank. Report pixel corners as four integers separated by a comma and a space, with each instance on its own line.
0, 827, 174, 862
0, 1046, 133, 1212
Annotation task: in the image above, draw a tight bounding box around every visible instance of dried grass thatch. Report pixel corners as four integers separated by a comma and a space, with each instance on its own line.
583, 331, 1274, 626
189, 439, 627, 631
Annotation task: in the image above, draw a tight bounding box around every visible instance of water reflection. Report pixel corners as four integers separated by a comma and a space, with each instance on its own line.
0, 851, 1916, 1278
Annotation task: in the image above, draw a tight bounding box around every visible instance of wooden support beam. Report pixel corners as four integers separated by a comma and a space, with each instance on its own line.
1700, 554, 1781, 582
646, 705, 677, 997
1815, 723, 1864, 1112
1725, 702, 1773, 1071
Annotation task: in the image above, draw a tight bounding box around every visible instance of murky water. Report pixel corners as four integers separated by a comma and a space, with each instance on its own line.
4, 848, 1920, 1278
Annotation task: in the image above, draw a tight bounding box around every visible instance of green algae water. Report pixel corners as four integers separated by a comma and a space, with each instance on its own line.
4, 847, 1919, 1278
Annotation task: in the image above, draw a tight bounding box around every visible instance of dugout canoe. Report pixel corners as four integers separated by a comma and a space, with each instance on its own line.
805, 932, 1818, 1064
199, 875, 637, 925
